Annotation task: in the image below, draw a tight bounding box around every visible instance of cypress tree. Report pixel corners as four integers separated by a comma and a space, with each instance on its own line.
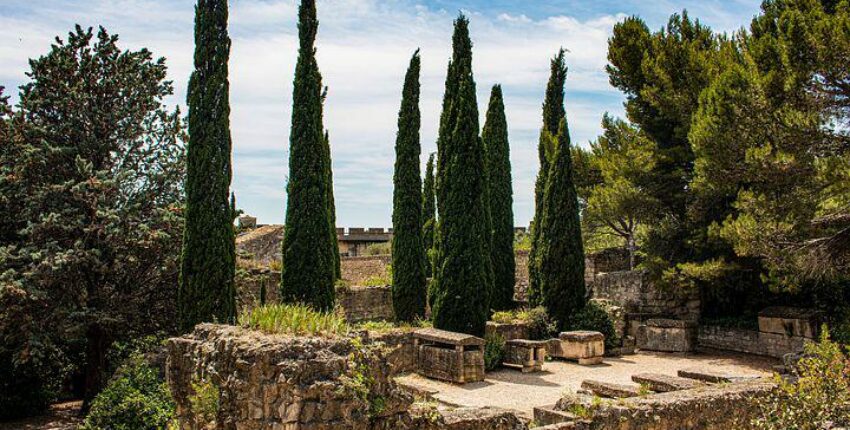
178, 0, 236, 332
324, 131, 341, 280
432, 15, 493, 336
482, 85, 516, 311
538, 118, 586, 329
280, 0, 336, 310
392, 50, 427, 322
422, 152, 436, 277
528, 49, 567, 306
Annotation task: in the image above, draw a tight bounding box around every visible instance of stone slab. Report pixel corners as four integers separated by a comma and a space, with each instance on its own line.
414, 328, 485, 346
646, 318, 697, 329
533, 404, 576, 426
758, 306, 821, 339
580, 380, 641, 398
638, 323, 696, 353
677, 367, 738, 383
631, 373, 701, 392
559, 331, 604, 342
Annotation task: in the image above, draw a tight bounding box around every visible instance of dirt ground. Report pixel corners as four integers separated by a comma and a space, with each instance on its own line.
0, 401, 83, 430
396, 350, 777, 419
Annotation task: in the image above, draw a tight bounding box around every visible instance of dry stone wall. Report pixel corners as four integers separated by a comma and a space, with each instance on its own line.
589, 270, 700, 321
698, 325, 808, 358
338, 286, 394, 323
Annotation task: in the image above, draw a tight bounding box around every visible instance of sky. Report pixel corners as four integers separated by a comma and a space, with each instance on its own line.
0, 0, 763, 227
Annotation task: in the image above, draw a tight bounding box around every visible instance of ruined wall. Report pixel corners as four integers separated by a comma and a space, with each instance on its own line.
698, 325, 808, 358
588, 270, 700, 321
166, 325, 526, 430
338, 286, 394, 323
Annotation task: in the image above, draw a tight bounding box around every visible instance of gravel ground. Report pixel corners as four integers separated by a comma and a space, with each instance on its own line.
0, 401, 83, 430
396, 350, 776, 418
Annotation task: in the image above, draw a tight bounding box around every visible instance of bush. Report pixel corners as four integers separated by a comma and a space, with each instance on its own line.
364, 242, 392, 256
484, 332, 506, 371
81, 354, 176, 430
751, 328, 850, 430
521, 306, 558, 340
238, 303, 349, 337
566, 302, 619, 349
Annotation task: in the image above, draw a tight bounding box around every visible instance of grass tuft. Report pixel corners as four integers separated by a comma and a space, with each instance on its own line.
238, 303, 349, 337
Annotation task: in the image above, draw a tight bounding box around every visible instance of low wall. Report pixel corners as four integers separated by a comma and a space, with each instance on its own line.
698, 325, 808, 358
589, 270, 700, 321
338, 286, 394, 323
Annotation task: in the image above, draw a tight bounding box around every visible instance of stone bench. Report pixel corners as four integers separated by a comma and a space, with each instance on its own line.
580, 380, 641, 398
631, 373, 701, 392
502, 339, 547, 373
549, 331, 605, 365
638, 318, 697, 352
413, 328, 485, 384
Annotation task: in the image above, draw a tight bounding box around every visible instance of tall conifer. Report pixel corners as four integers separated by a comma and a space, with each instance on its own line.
538, 119, 586, 329
483, 85, 516, 311
392, 51, 427, 322
324, 131, 341, 280
280, 0, 336, 310
422, 152, 436, 277
432, 15, 493, 336
529, 49, 567, 306
179, 0, 236, 332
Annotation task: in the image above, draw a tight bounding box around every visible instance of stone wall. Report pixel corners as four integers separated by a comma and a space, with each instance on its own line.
588, 270, 700, 321
166, 325, 526, 430
698, 325, 809, 358
338, 286, 394, 323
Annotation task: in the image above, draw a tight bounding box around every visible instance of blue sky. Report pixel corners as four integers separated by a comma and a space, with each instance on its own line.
0, 0, 762, 227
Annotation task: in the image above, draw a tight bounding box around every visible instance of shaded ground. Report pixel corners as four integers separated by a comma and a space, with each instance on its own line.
0, 401, 83, 430
396, 350, 777, 419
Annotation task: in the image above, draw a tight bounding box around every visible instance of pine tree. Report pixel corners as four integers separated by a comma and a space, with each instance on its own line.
431, 15, 493, 336
538, 119, 586, 329
528, 49, 567, 306
179, 0, 236, 332
280, 0, 336, 310
422, 152, 436, 277
482, 85, 516, 311
392, 50, 427, 322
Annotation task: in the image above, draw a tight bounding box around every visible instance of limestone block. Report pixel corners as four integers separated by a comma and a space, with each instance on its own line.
631, 373, 701, 392
758, 307, 821, 339
580, 380, 641, 398
638, 319, 696, 352
485, 321, 530, 341
550, 331, 605, 364
502, 339, 546, 372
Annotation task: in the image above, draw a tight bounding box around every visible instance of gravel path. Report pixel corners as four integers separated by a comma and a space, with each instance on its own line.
0, 401, 83, 430
396, 350, 776, 418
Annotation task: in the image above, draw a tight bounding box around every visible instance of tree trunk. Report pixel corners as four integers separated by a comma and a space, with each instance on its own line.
627, 234, 637, 270
81, 324, 108, 415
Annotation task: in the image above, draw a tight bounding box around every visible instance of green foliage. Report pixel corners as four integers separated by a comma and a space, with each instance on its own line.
392, 50, 428, 322
0, 26, 186, 410
363, 241, 392, 256
529, 49, 568, 307
188, 379, 220, 428
483, 85, 517, 311
179, 0, 237, 332
484, 332, 506, 371
489, 306, 556, 340
238, 304, 349, 337
81, 354, 176, 430
280, 0, 337, 311
751, 328, 850, 429
566, 302, 619, 349
537, 119, 587, 330
422, 153, 437, 277
431, 15, 493, 337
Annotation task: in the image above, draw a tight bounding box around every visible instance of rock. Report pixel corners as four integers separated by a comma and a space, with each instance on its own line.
580, 380, 641, 398
631, 373, 701, 392
677, 367, 757, 383
533, 404, 576, 426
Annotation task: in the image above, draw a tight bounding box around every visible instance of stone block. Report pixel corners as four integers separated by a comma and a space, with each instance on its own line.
580, 380, 641, 398
638, 318, 697, 352
485, 321, 530, 341
502, 339, 546, 372
758, 307, 821, 339
550, 331, 605, 365
533, 404, 576, 426
414, 328, 485, 384
676, 367, 759, 384
631, 373, 701, 392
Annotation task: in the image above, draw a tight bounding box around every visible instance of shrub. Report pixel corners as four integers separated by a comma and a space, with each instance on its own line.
751, 328, 850, 430
522, 306, 558, 340
188, 380, 220, 428
484, 332, 506, 371
491, 310, 518, 324
238, 303, 349, 337
81, 354, 176, 430
566, 302, 619, 349
364, 242, 392, 256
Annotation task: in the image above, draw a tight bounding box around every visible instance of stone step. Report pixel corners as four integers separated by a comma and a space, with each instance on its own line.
631, 373, 701, 392
677, 367, 756, 383
533, 404, 576, 427
580, 380, 642, 398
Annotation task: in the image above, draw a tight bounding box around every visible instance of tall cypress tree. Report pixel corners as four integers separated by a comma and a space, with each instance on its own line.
392, 50, 427, 322
280, 0, 336, 310
528, 49, 567, 306
178, 0, 236, 332
538, 118, 586, 329
422, 152, 436, 277
432, 15, 493, 336
482, 85, 516, 311
324, 130, 341, 280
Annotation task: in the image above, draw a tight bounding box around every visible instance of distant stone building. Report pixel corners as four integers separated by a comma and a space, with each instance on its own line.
336, 227, 393, 257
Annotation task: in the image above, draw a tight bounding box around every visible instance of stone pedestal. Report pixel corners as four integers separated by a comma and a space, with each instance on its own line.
758, 307, 821, 339
502, 339, 546, 372
549, 331, 605, 365
638, 318, 697, 352
413, 328, 485, 384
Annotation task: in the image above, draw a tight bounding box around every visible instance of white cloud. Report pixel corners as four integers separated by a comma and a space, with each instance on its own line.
1, 0, 761, 227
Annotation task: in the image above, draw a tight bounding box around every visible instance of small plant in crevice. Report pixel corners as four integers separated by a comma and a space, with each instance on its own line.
188, 379, 220, 429
337, 344, 388, 420
484, 332, 506, 371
